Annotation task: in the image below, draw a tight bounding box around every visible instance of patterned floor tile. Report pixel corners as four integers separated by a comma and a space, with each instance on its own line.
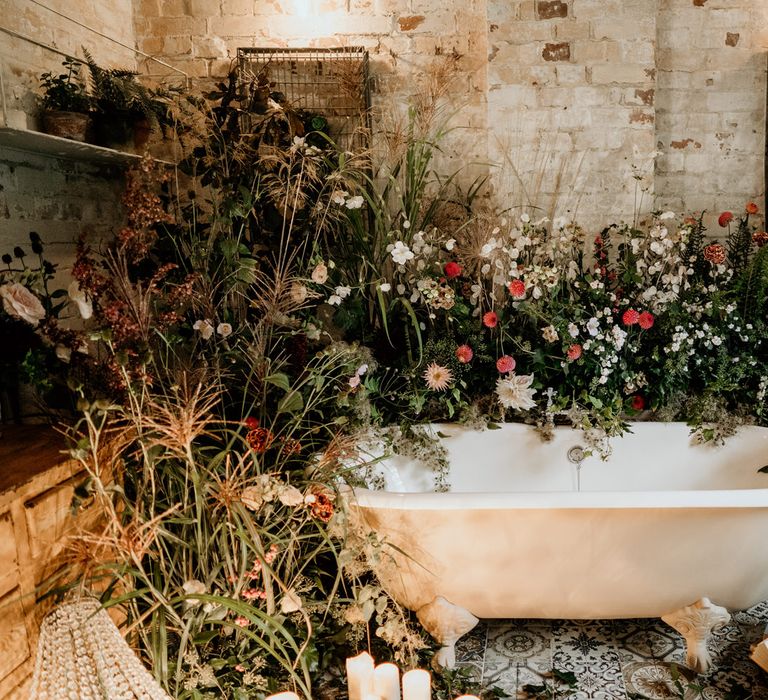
460, 609, 768, 700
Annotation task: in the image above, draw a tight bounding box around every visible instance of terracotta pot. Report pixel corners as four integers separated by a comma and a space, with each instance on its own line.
41, 111, 91, 142
91, 112, 153, 151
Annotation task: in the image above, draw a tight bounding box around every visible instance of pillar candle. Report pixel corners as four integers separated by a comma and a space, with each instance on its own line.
346, 651, 375, 700
454, 696, 481, 699
373, 662, 401, 700
264, 693, 300, 700
401, 669, 430, 700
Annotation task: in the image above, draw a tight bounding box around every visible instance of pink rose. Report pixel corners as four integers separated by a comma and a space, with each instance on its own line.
0, 282, 45, 326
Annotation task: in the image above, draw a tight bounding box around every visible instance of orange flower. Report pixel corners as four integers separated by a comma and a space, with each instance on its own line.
703, 243, 726, 265
746, 202, 759, 215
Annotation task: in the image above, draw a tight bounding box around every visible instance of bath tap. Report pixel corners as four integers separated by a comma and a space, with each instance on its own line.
567, 445, 585, 491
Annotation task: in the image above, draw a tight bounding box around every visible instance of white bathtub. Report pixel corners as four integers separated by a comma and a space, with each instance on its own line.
350, 422, 768, 670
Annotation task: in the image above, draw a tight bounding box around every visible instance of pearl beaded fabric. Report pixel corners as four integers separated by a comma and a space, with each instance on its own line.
29, 598, 172, 700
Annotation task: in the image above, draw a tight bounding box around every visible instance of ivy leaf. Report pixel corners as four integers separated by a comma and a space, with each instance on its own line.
265, 373, 291, 391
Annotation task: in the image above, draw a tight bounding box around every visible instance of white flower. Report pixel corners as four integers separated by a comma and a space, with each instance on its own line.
568, 322, 579, 338
328, 294, 342, 306
402, 219, 411, 229
280, 589, 303, 614
542, 325, 559, 343
68, 280, 93, 320
379, 282, 391, 292
1, 282, 45, 326
306, 323, 321, 341
278, 485, 304, 507
193, 319, 214, 340
496, 373, 537, 411
586, 317, 600, 336
335, 285, 351, 299
520, 213, 530, 223
356, 364, 368, 375
217, 322, 232, 338
390, 241, 414, 265
611, 325, 627, 350
396, 284, 406, 295
290, 282, 308, 304
331, 190, 349, 205
311, 263, 328, 284
553, 216, 568, 230
348, 374, 361, 388
445, 238, 456, 251
345, 195, 364, 210
55, 344, 72, 363
182, 579, 207, 609
659, 211, 675, 220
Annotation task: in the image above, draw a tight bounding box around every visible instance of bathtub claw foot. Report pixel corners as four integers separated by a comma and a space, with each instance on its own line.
416, 596, 479, 670
661, 597, 730, 673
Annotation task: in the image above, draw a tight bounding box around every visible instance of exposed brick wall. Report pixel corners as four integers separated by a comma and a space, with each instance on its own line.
655, 0, 768, 224
133, 0, 766, 228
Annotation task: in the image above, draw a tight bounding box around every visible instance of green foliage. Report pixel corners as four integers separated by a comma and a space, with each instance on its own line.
39, 57, 91, 113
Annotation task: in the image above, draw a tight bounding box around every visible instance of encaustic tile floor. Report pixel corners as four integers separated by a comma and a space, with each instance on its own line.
454, 601, 768, 699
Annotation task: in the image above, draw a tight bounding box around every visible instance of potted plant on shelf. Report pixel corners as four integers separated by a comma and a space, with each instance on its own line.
38, 57, 92, 142
83, 49, 166, 150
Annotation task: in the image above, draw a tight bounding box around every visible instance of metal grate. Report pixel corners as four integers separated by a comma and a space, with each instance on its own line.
236, 47, 370, 151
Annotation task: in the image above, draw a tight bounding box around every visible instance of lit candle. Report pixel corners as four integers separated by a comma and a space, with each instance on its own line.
346, 651, 375, 700
454, 696, 481, 700
373, 662, 401, 700
264, 693, 300, 700
401, 669, 430, 700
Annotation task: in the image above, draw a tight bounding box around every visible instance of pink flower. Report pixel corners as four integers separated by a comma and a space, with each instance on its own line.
496, 355, 516, 374
0, 282, 46, 326
638, 311, 654, 330
622, 309, 640, 326
423, 362, 453, 391
567, 344, 582, 361
718, 211, 733, 227
444, 261, 462, 279
234, 616, 250, 627
235, 664, 246, 673
483, 311, 499, 328
455, 344, 473, 363
507, 279, 526, 299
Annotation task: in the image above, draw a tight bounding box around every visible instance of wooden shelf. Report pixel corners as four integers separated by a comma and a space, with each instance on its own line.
0, 126, 172, 167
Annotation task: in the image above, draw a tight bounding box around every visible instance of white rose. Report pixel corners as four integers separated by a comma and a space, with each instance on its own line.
345, 195, 364, 210
279, 589, 303, 614
311, 263, 328, 284
68, 280, 93, 320
1, 282, 45, 326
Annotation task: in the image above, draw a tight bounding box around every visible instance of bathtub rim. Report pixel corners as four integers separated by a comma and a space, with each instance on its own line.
347, 486, 768, 510
348, 420, 768, 510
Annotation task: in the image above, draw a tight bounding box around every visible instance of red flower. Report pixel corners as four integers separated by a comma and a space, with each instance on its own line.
683, 216, 697, 227
638, 311, 654, 330
496, 355, 516, 373
753, 231, 768, 248
567, 344, 582, 361
455, 344, 474, 363
247, 427, 274, 453
746, 202, 759, 215
718, 211, 733, 227
703, 243, 726, 265
244, 416, 260, 429
308, 487, 335, 523
622, 309, 640, 326
507, 279, 526, 299
444, 261, 462, 279
483, 311, 499, 328
631, 395, 646, 411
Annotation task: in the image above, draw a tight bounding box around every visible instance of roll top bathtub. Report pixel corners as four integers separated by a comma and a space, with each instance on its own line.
349, 422, 768, 671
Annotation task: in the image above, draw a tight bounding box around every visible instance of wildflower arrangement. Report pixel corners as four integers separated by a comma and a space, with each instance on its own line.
310, 196, 768, 442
